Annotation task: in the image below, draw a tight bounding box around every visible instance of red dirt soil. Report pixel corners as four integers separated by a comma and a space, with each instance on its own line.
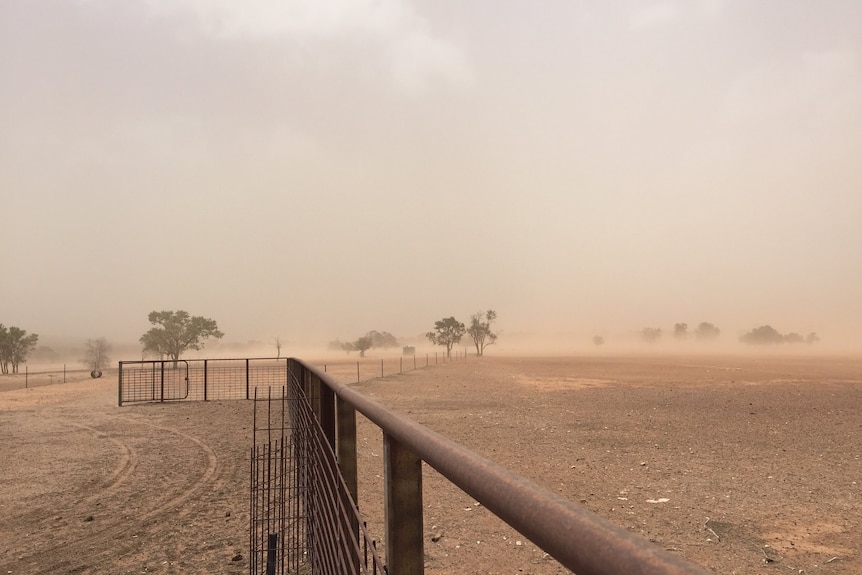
1, 354, 860, 574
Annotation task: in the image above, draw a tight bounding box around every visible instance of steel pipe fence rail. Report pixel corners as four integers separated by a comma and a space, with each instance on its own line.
289, 358, 712, 575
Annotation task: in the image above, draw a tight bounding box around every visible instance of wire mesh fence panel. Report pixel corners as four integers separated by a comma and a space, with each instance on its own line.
118, 361, 189, 404
118, 355, 461, 405
250, 386, 302, 575
119, 359, 289, 405
249, 365, 385, 575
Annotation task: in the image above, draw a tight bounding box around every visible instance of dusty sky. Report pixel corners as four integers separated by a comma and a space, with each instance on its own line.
2, 1, 861, 351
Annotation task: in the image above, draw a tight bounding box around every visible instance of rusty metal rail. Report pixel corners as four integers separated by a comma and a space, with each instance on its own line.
289, 358, 711, 575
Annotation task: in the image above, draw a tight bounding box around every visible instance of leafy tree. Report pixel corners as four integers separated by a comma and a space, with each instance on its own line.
783, 332, 805, 344
673, 323, 688, 340
139, 310, 223, 363
426, 317, 466, 358
0, 324, 39, 374
367, 330, 399, 349
695, 322, 721, 340
353, 336, 373, 358
641, 327, 662, 343
592, 336, 605, 347
806, 332, 820, 344
466, 310, 498, 356
83, 337, 112, 371
739, 325, 783, 345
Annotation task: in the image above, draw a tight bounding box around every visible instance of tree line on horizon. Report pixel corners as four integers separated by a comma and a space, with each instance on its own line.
600, 321, 820, 346
328, 310, 500, 359
2, 310, 826, 374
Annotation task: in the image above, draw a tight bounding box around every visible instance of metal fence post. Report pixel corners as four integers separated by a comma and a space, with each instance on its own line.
320, 381, 336, 450
203, 359, 208, 401
118, 362, 123, 406
246, 358, 250, 400
384, 433, 424, 575
337, 397, 360, 575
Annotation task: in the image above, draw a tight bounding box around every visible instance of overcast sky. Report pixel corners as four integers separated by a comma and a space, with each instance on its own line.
2, 0, 861, 351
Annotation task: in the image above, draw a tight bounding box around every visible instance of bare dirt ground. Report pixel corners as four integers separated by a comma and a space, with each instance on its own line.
1, 354, 860, 574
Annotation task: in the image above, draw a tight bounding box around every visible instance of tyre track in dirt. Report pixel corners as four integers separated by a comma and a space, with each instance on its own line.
69, 422, 140, 504
7, 413, 223, 575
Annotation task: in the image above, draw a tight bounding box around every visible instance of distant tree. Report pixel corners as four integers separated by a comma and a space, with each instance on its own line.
139, 310, 223, 364
783, 332, 805, 344
466, 310, 498, 356
695, 322, 721, 341
0, 325, 7, 374
329, 340, 356, 354
0, 324, 39, 374
426, 317, 466, 358
739, 325, 784, 345
82, 337, 112, 371
641, 327, 662, 343
806, 332, 820, 344
673, 323, 688, 340
592, 336, 605, 347
353, 336, 373, 358
273, 336, 282, 359
367, 330, 399, 349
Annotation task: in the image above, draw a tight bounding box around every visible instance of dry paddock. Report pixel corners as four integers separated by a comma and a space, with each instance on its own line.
0, 354, 860, 574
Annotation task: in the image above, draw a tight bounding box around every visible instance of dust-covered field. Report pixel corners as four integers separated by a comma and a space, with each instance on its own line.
1, 354, 860, 574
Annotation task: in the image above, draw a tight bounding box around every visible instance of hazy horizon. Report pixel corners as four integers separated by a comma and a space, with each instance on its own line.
3, 1, 861, 354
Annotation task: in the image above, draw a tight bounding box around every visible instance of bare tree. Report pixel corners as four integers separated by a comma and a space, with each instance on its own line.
466, 310, 498, 356
273, 336, 282, 359
83, 337, 112, 371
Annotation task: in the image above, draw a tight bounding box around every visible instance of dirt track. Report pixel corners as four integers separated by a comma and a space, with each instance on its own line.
1, 354, 860, 574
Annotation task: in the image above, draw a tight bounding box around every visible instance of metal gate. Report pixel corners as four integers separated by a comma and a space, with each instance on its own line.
118, 360, 189, 404
118, 358, 290, 405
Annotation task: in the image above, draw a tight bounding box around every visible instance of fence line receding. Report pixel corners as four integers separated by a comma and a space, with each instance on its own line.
119, 356, 712, 575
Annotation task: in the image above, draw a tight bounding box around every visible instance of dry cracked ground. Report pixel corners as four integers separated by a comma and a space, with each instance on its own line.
1, 353, 860, 574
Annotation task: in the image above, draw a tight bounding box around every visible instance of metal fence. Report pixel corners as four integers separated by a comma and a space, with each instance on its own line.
118, 358, 289, 405
119, 356, 712, 574
250, 376, 384, 575
117, 353, 465, 406
284, 358, 712, 575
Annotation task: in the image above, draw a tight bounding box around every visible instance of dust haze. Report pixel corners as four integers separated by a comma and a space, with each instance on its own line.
2, 1, 861, 362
